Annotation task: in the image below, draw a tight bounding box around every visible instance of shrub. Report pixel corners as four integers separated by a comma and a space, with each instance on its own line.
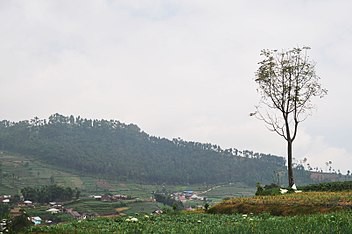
255, 183, 281, 196
300, 181, 352, 192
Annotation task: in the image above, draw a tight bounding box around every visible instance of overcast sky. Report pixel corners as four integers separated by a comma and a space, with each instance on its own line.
1, 0, 351, 174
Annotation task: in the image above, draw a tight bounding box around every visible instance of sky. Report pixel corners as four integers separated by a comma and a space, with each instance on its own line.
1, 0, 351, 174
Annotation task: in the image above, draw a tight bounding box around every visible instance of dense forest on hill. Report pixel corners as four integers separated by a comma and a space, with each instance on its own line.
0, 114, 310, 186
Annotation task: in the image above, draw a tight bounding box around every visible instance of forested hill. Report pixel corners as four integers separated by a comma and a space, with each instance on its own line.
0, 113, 288, 186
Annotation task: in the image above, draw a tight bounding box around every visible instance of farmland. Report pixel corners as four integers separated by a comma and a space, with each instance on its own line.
62, 199, 165, 216
2, 151, 352, 233
0, 152, 84, 194
25, 190, 352, 233
28, 211, 352, 233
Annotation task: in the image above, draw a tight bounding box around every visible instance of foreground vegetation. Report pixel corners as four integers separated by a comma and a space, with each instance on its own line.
26, 189, 352, 233
28, 211, 352, 234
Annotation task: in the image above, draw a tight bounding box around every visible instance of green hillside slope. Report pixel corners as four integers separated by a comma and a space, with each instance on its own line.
0, 114, 310, 186
0, 152, 84, 194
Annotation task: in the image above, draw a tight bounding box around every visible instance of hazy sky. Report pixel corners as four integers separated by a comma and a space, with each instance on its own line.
1, 0, 351, 174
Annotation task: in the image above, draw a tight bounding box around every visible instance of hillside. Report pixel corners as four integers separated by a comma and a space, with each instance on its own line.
0, 113, 310, 186
0, 152, 85, 194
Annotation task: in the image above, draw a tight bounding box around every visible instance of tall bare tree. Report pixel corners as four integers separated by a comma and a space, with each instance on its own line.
253, 47, 327, 187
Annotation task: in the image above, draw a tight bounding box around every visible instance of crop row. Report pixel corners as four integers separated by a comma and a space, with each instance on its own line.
29, 211, 352, 233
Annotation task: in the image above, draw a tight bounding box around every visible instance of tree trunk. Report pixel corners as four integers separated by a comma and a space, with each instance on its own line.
287, 139, 295, 187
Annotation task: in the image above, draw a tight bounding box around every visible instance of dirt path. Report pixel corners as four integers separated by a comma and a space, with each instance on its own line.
197, 185, 223, 195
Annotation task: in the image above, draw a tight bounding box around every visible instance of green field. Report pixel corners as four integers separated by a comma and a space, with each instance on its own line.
28, 211, 352, 233
202, 183, 255, 202
60, 198, 163, 216
121, 201, 166, 216
64, 199, 125, 215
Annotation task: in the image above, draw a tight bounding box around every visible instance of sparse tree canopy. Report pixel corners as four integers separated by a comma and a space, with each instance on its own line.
254, 47, 327, 187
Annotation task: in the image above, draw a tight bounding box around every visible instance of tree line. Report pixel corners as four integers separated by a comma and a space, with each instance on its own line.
21, 185, 77, 203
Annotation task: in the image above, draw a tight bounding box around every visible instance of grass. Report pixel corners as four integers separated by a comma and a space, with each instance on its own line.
121, 201, 165, 215
202, 182, 255, 202
64, 198, 125, 216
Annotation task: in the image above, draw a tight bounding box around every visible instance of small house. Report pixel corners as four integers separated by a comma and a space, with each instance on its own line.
30, 216, 42, 225
2, 199, 10, 204
46, 208, 60, 214
24, 200, 33, 206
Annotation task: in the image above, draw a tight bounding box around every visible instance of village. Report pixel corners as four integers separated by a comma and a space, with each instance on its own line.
171, 190, 207, 203
0, 189, 208, 230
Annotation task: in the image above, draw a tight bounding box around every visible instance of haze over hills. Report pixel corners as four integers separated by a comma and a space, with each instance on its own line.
0, 113, 311, 186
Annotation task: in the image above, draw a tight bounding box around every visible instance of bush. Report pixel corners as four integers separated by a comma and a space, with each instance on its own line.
300, 181, 352, 192
255, 183, 281, 196
9, 213, 32, 233
0, 204, 10, 219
